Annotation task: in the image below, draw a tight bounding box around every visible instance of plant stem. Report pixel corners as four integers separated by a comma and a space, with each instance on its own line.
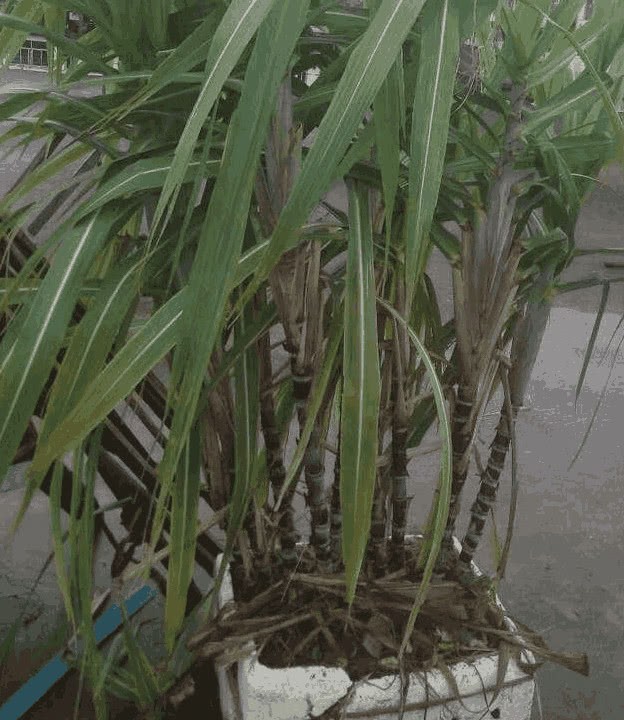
390, 375, 410, 568
390, 275, 411, 568
330, 431, 342, 571
258, 324, 298, 568
370, 471, 389, 576
293, 373, 331, 569
458, 266, 552, 573
443, 83, 529, 568
442, 384, 475, 551
370, 309, 393, 575
292, 240, 331, 569
458, 403, 514, 569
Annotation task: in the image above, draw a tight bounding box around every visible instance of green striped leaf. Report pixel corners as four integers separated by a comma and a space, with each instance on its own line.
519, 0, 624, 162
151, 0, 279, 234
0, 210, 119, 490
165, 424, 202, 653
372, 34, 403, 239
28, 290, 185, 479
529, 0, 586, 64
12, 257, 143, 532
524, 4, 610, 87
523, 71, 608, 135
404, 0, 460, 302
41, 257, 141, 435
0, 278, 103, 302
76, 156, 220, 219
340, 181, 380, 605
255, 0, 429, 283
150, 0, 311, 554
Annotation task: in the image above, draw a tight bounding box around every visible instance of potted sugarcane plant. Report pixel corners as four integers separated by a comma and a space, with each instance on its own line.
0, 0, 622, 718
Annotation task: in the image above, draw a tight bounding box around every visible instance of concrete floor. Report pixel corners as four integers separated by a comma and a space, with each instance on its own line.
497, 165, 624, 720
1, 67, 624, 718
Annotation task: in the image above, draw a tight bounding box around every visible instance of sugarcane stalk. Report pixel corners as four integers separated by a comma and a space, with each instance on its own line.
390, 356, 410, 568
290, 359, 328, 556
442, 383, 476, 551
389, 274, 412, 569
293, 238, 332, 569
330, 431, 342, 570
458, 267, 552, 572
370, 470, 389, 576
256, 77, 332, 565
284, 252, 329, 569
258, 322, 298, 568
458, 397, 514, 569
369, 305, 393, 575
296, 385, 331, 569
442, 83, 530, 566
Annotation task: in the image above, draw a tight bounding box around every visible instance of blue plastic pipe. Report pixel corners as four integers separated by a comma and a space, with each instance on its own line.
0, 584, 157, 720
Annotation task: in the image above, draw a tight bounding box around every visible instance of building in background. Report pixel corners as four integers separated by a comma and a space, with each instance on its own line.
0, 5, 92, 71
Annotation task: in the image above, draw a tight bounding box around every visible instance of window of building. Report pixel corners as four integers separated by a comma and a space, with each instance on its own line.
13, 38, 48, 68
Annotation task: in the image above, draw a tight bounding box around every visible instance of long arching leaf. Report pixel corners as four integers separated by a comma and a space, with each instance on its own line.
151, 0, 279, 234
165, 424, 202, 653
28, 290, 186, 480
404, 0, 460, 302
0, 210, 120, 489
341, 181, 380, 605
150, 0, 311, 558
254, 0, 429, 283
13, 255, 141, 531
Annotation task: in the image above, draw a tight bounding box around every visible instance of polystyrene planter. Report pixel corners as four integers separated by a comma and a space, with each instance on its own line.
213, 540, 535, 720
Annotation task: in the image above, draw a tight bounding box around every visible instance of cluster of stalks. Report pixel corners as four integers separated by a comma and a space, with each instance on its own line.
223, 77, 550, 589
0, 73, 571, 612
230, 78, 429, 583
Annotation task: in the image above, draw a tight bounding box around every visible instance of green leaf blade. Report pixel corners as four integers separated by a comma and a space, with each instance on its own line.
29, 290, 185, 478
151, 0, 279, 233
165, 425, 202, 653
0, 211, 117, 489
150, 0, 311, 555
404, 0, 460, 302
340, 182, 381, 605
256, 0, 429, 282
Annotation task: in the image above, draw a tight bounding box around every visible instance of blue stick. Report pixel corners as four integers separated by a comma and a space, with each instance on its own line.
0, 584, 157, 720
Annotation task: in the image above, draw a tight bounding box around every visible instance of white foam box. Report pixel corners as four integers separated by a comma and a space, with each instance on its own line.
213, 541, 535, 720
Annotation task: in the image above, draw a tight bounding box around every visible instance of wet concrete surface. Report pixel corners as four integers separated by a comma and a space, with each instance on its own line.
1, 67, 624, 718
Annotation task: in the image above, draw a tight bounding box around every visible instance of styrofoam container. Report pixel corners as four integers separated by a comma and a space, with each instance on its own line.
214, 540, 535, 720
